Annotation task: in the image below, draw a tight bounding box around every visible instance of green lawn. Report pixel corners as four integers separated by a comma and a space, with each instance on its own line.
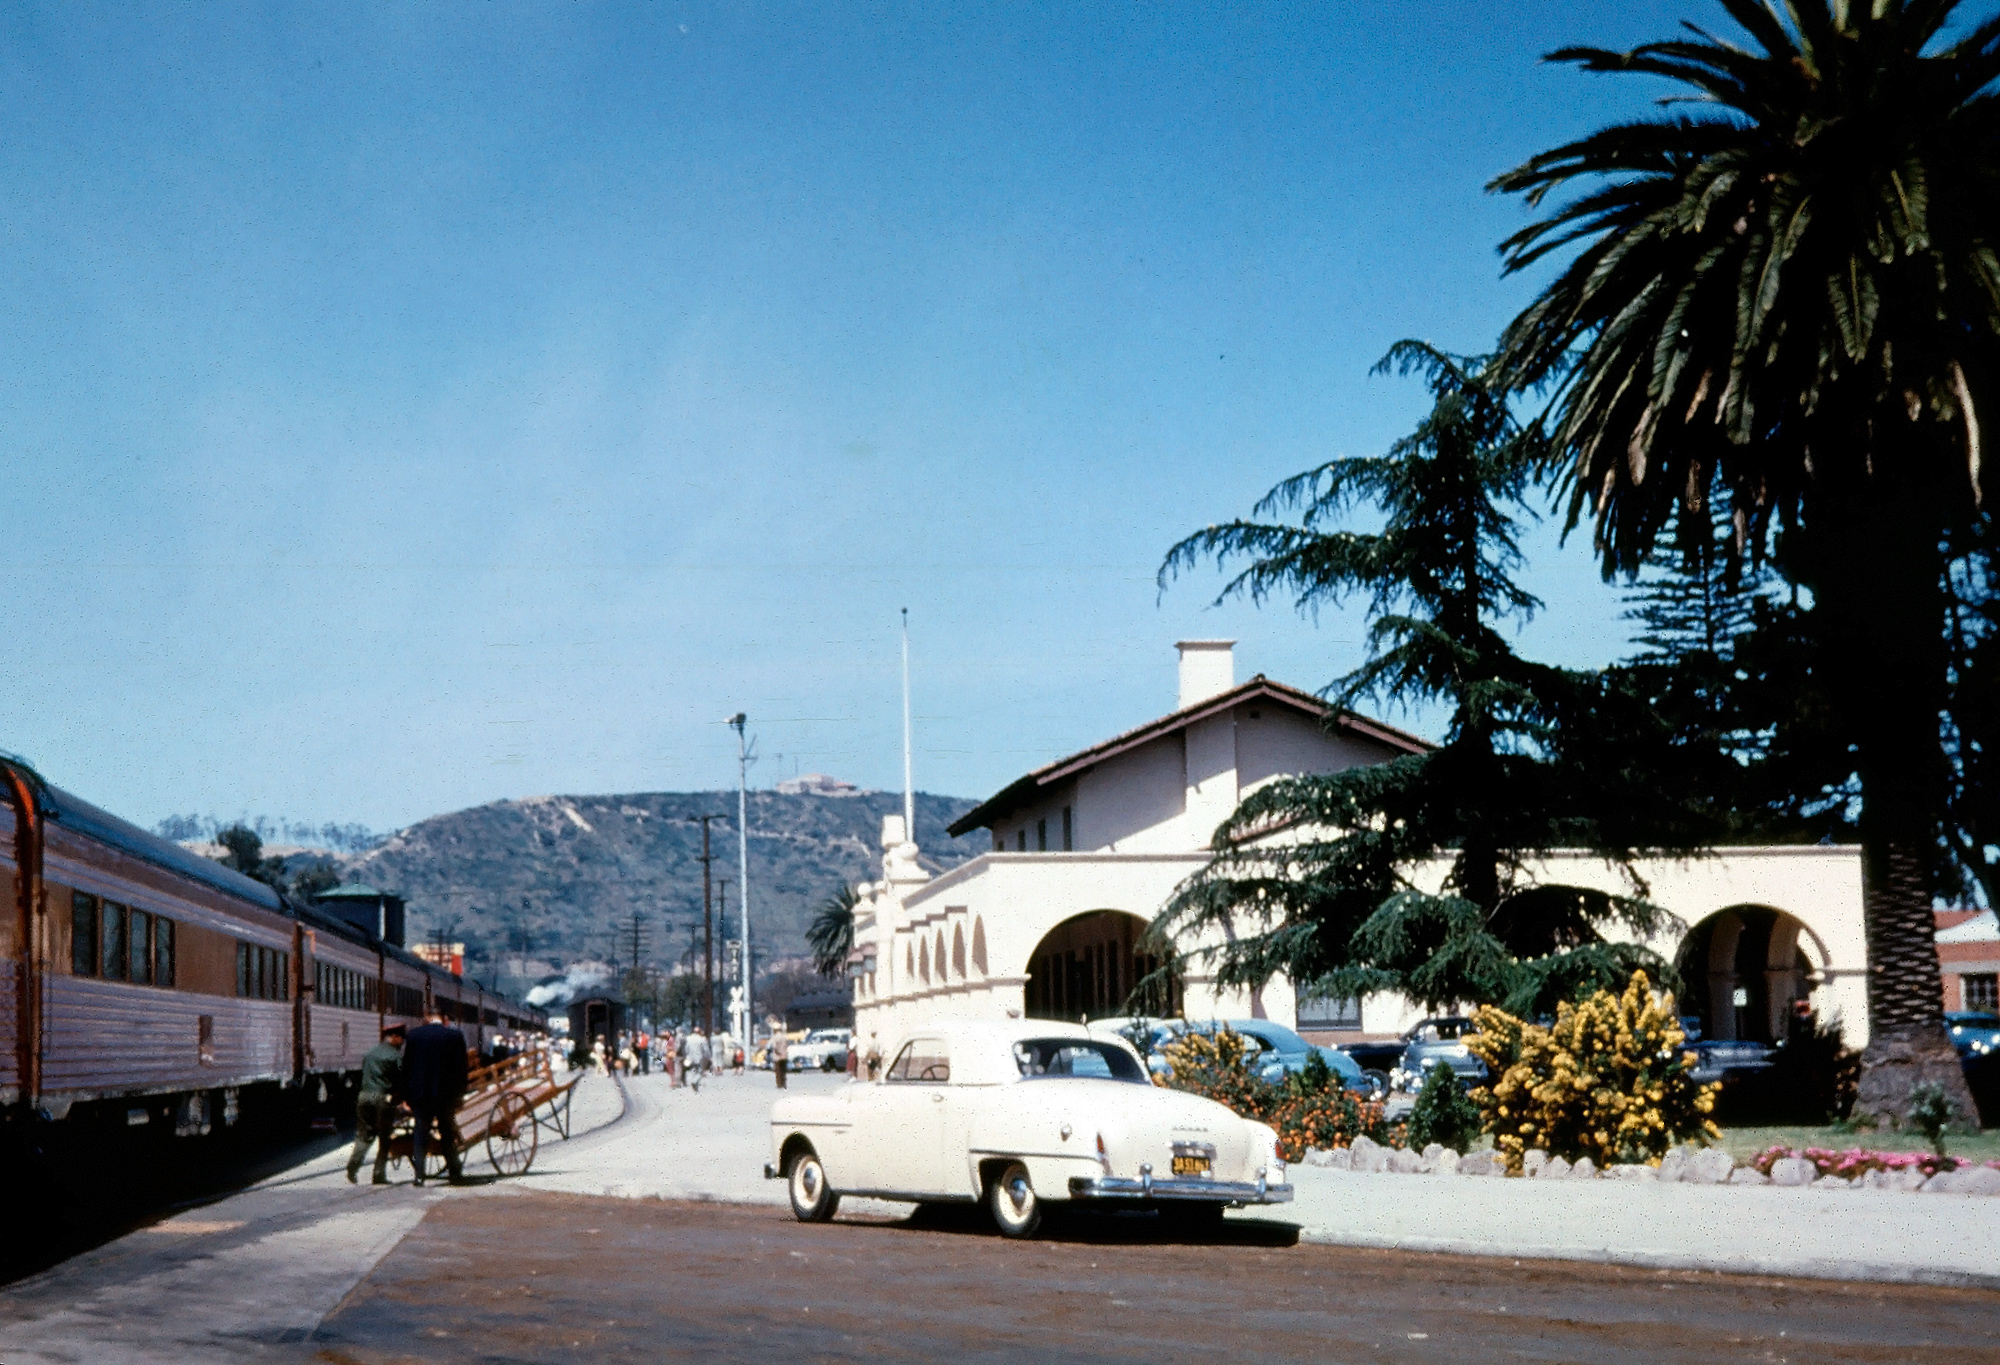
1719, 1125, 2000, 1164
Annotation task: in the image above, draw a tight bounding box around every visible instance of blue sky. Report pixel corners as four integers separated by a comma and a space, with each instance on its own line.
3, 1, 1721, 832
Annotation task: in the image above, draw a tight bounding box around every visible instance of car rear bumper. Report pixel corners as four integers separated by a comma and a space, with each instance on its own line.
1067, 1172, 1293, 1205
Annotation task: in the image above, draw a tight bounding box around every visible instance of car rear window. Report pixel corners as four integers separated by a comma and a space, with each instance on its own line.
1013, 1039, 1147, 1083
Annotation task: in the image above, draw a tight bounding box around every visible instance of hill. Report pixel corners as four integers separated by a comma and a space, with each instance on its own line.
329, 788, 985, 995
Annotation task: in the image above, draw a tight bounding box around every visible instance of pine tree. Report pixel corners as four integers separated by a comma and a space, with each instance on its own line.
1154, 342, 1712, 1019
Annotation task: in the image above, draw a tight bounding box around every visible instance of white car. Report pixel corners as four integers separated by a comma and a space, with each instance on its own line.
787, 1027, 851, 1072
764, 1018, 1291, 1237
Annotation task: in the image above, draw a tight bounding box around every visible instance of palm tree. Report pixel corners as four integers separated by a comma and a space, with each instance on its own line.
1490, 0, 1998, 1119
806, 883, 859, 979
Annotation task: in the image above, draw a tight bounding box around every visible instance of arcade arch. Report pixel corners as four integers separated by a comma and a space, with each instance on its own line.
1023, 910, 1177, 1022
1674, 905, 1826, 1043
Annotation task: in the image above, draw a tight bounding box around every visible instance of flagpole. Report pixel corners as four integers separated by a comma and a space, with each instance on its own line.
901, 608, 914, 843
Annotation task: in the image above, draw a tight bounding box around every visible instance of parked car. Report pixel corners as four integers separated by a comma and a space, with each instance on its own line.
1216, 1019, 1385, 1098
1389, 1017, 1489, 1091
787, 1027, 852, 1072
766, 1019, 1292, 1237
1947, 1011, 2000, 1059
1100, 1018, 1382, 1098
1684, 1038, 1775, 1085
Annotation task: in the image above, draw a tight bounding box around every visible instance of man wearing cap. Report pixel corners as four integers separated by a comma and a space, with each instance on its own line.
346, 1022, 405, 1185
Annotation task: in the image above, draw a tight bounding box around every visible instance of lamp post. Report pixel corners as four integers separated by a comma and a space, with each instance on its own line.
727, 712, 752, 1054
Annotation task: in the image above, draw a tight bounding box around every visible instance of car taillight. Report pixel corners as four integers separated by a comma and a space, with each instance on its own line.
1095, 1131, 1111, 1174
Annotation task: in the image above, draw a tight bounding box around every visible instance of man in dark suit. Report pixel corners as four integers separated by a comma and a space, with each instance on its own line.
402, 1012, 470, 1185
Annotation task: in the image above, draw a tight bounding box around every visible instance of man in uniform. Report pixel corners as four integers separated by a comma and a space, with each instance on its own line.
346, 1022, 405, 1185
402, 1011, 470, 1185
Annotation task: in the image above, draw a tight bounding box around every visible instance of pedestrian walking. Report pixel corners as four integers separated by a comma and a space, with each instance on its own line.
402, 1012, 470, 1186
682, 1028, 708, 1093
345, 1022, 405, 1184
772, 1029, 788, 1089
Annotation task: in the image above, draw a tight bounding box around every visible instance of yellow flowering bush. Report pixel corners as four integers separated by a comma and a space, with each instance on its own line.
1465, 970, 1720, 1172
1157, 1027, 1278, 1121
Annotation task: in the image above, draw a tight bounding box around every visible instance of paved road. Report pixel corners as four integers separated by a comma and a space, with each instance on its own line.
310, 1193, 2000, 1364
6, 1069, 1999, 1362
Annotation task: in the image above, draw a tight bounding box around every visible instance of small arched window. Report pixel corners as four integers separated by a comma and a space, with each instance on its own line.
952, 924, 966, 978
972, 918, 988, 975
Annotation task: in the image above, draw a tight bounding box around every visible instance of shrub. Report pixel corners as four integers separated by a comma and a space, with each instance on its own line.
1905, 1080, 1960, 1157
1406, 1061, 1482, 1155
1267, 1090, 1400, 1162
1465, 970, 1721, 1172
1157, 1027, 1278, 1123
1712, 1015, 1860, 1125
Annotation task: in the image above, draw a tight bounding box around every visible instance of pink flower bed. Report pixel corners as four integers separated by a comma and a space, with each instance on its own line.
1750, 1144, 2000, 1180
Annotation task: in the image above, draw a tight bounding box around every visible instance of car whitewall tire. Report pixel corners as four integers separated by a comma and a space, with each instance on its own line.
988, 1161, 1043, 1239
788, 1150, 839, 1223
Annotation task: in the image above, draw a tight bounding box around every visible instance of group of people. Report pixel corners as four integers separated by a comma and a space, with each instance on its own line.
345, 1013, 473, 1186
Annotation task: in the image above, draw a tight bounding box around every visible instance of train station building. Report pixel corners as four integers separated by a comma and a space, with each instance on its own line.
845, 641, 1871, 1055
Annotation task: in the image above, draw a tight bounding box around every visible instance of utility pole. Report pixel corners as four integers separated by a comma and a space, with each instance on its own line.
727, 712, 753, 1052
624, 910, 648, 1027
716, 878, 729, 1038
687, 814, 723, 1037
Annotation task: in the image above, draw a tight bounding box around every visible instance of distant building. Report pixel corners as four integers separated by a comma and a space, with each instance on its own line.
1937, 909, 1998, 1013
848, 641, 1872, 1054
412, 940, 465, 976
784, 987, 855, 1031
777, 773, 862, 797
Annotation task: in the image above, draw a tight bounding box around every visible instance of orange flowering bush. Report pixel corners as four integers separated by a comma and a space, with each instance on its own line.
1267, 1091, 1399, 1163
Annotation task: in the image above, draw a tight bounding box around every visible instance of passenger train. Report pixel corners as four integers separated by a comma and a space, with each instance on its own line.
1, 756, 543, 1136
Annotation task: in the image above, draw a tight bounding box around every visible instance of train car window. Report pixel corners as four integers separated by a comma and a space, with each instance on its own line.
72, 891, 99, 976
155, 918, 175, 988
236, 942, 251, 997
103, 903, 129, 982
130, 909, 153, 985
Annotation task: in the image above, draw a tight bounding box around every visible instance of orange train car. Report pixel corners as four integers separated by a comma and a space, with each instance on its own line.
1, 756, 544, 1134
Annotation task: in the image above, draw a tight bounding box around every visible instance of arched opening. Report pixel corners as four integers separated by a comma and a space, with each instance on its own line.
918, 938, 930, 984
952, 925, 966, 978
936, 930, 948, 980
971, 917, 988, 975
1023, 910, 1175, 1022
1674, 905, 1824, 1043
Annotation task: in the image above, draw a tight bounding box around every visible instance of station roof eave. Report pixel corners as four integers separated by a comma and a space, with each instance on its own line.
945, 675, 1432, 838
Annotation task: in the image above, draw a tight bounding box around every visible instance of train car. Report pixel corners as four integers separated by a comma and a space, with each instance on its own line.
2, 756, 544, 1135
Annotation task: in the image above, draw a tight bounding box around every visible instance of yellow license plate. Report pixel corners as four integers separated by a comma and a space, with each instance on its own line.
1170, 1154, 1211, 1177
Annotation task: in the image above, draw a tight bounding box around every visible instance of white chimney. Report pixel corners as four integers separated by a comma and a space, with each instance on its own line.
1176, 640, 1236, 710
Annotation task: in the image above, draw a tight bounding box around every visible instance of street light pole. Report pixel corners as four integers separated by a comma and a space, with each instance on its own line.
727, 712, 752, 1052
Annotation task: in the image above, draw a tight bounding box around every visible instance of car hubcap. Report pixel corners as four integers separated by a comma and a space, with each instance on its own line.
800, 1166, 819, 1199
1006, 1178, 1030, 1214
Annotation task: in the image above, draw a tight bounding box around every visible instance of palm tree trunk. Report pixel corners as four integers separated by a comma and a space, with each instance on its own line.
1810, 481, 1977, 1128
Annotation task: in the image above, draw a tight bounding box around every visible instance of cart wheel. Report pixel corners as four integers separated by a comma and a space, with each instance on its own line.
486, 1092, 538, 1176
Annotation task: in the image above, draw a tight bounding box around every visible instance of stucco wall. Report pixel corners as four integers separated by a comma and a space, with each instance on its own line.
850, 843, 1870, 1056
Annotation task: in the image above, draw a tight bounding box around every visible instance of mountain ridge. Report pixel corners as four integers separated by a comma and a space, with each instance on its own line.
318, 787, 986, 996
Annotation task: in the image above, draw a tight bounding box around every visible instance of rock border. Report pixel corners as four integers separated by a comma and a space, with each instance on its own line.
1299, 1135, 2000, 1195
